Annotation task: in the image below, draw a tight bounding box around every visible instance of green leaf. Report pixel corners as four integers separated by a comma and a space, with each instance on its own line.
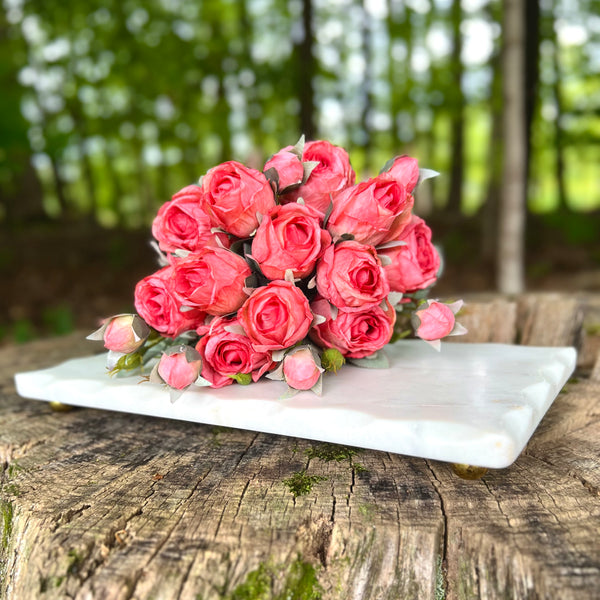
348, 351, 389, 369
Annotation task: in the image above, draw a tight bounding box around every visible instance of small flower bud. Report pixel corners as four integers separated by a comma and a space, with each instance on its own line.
320, 348, 345, 374
283, 347, 323, 391
87, 314, 150, 354
156, 346, 203, 390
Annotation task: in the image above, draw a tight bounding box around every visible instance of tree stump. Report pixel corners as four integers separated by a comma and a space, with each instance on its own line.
1, 293, 599, 599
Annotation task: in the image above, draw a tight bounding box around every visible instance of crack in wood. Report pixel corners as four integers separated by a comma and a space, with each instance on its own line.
425, 461, 448, 599
50, 504, 91, 532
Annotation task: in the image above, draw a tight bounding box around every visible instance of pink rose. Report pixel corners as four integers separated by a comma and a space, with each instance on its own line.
87, 314, 150, 354
238, 281, 313, 351
283, 140, 355, 214
264, 146, 304, 191
316, 240, 390, 311
170, 247, 251, 316
384, 155, 419, 193
251, 203, 331, 280
157, 346, 203, 390
326, 173, 413, 246
134, 266, 205, 338
151, 185, 229, 255
379, 215, 440, 294
202, 161, 276, 238
195, 317, 274, 388
413, 301, 455, 341
310, 298, 396, 358
282, 347, 322, 391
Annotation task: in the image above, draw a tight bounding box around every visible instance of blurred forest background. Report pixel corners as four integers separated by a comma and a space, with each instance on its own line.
1, 0, 599, 344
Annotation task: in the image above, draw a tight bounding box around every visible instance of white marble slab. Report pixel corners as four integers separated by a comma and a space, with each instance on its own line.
14, 341, 576, 468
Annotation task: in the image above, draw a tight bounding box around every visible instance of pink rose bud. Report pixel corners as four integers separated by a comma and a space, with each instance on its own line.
283, 140, 355, 214
379, 215, 441, 294
201, 160, 276, 238
316, 240, 390, 312
310, 298, 396, 359
412, 300, 467, 351
251, 202, 331, 280
414, 301, 455, 341
87, 314, 151, 354
103, 315, 150, 354
238, 281, 314, 351
134, 266, 206, 338
326, 173, 414, 246
384, 155, 420, 193
282, 348, 323, 391
264, 146, 304, 191
151, 185, 229, 256
156, 346, 203, 390
170, 247, 251, 316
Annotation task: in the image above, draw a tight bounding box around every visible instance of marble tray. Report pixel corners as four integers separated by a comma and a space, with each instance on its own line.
14, 341, 576, 468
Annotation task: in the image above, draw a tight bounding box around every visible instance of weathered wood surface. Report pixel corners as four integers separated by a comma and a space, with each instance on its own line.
1, 293, 599, 600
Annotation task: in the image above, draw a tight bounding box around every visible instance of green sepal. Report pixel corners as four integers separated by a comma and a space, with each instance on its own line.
109, 351, 142, 375
228, 372, 252, 385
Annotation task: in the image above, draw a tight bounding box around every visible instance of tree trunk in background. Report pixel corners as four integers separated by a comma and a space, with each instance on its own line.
1, 160, 45, 225
0, 17, 45, 225
498, 0, 526, 294
296, 0, 316, 140
550, 1, 568, 211
360, 0, 373, 171
385, 2, 414, 152
77, 136, 98, 222
239, 0, 262, 156
386, 0, 401, 152
49, 156, 70, 217
445, 0, 464, 215
481, 36, 503, 262
524, 0, 540, 183
104, 142, 125, 226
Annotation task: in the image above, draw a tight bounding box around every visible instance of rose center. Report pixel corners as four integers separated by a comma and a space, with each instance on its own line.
353, 316, 378, 340
214, 174, 238, 197
285, 222, 311, 246
256, 298, 287, 331
352, 265, 377, 291
170, 209, 195, 237
218, 342, 247, 371
374, 183, 401, 212
175, 263, 210, 299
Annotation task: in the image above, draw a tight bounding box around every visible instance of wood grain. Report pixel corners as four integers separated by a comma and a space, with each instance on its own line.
1, 295, 599, 599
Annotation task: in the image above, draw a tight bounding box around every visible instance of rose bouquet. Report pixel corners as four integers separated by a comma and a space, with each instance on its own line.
88, 137, 465, 400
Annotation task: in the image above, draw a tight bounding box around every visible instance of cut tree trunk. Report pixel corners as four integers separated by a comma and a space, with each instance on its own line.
497, 0, 527, 294
1, 293, 599, 599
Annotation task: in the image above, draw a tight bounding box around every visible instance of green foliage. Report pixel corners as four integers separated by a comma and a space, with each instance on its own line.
282, 472, 327, 499
1, 0, 598, 231
1, 500, 13, 550
42, 305, 74, 336
226, 555, 323, 600
304, 443, 360, 463
435, 556, 446, 600
12, 319, 36, 344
